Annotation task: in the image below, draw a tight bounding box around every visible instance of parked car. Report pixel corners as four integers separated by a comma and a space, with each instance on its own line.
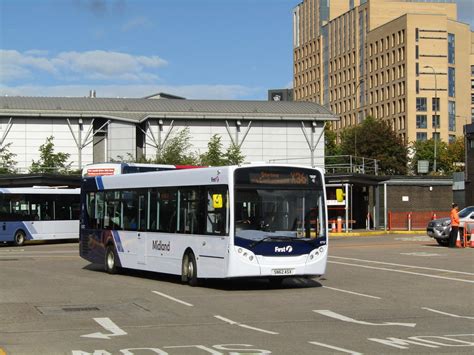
427, 206, 474, 246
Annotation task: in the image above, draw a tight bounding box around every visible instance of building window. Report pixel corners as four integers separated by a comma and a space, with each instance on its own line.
471, 65, 474, 76
448, 101, 456, 132
448, 33, 455, 64
432, 132, 440, 141
416, 132, 427, 141
416, 63, 419, 77
415, 45, 419, 59
415, 28, 419, 42
432, 115, 440, 129
416, 115, 427, 128
416, 80, 419, 94
448, 67, 455, 97
471, 107, 474, 123
432, 97, 440, 112
416, 97, 427, 111
448, 135, 456, 144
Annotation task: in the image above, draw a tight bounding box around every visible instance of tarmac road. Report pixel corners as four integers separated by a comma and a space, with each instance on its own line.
0, 234, 473, 354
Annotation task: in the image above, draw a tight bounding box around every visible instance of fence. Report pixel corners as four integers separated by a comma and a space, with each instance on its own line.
387, 211, 450, 230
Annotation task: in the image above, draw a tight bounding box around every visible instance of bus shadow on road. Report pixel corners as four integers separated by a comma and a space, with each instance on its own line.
82, 263, 323, 290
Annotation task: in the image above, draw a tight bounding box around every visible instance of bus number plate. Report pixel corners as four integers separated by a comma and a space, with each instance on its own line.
271, 268, 295, 275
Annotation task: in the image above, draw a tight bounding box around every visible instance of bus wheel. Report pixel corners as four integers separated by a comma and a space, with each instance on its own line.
14, 230, 26, 246
105, 245, 118, 274
182, 252, 199, 287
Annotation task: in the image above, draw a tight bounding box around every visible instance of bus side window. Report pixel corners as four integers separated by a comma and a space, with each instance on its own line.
87, 192, 104, 229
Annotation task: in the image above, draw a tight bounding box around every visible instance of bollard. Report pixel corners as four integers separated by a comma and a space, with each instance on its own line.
336, 216, 342, 233
366, 212, 371, 230
432, 212, 437, 220
407, 212, 412, 231
331, 221, 336, 232
470, 227, 474, 248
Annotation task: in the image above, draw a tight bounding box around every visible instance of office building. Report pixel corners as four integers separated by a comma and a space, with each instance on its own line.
293, 0, 473, 143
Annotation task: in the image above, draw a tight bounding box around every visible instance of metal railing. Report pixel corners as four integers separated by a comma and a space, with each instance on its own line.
267, 155, 379, 175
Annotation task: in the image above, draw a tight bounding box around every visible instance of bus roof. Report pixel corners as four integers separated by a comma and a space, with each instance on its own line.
82, 164, 324, 191
0, 187, 80, 195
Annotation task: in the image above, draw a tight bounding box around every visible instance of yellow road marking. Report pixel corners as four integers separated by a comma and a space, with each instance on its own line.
0, 347, 7, 355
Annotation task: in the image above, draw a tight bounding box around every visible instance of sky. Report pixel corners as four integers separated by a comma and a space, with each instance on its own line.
0, 0, 473, 101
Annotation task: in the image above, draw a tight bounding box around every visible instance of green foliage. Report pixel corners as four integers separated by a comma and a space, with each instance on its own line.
29, 136, 72, 174
340, 116, 408, 175
409, 137, 464, 175
224, 143, 245, 165
154, 128, 198, 165
200, 134, 225, 166
324, 122, 341, 156
199, 134, 245, 166
0, 142, 17, 174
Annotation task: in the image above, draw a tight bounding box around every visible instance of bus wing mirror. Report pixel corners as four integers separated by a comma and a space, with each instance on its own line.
212, 194, 223, 209
336, 189, 345, 202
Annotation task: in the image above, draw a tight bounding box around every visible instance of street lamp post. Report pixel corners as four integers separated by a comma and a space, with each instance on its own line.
354, 78, 365, 157
424, 65, 437, 173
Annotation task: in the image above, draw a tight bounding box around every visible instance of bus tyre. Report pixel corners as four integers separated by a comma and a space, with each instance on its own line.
105, 245, 119, 274
14, 230, 26, 246
182, 252, 199, 287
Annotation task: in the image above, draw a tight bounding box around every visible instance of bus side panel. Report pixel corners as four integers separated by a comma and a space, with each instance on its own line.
80, 229, 121, 267
0, 222, 34, 242
22, 221, 79, 240
192, 235, 228, 278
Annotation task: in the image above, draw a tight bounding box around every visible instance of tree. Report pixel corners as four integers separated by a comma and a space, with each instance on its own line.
224, 143, 245, 165
324, 122, 341, 156
199, 134, 226, 166
153, 128, 198, 165
0, 142, 17, 174
410, 137, 464, 175
30, 136, 72, 174
340, 116, 408, 175
199, 134, 246, 166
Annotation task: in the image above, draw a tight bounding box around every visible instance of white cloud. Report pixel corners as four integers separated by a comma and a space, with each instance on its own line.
0, 49, 167, 83
0, 50, 58, 81
0, 83, 263, 100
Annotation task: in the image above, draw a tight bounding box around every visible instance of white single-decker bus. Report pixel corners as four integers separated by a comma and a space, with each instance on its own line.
79, 164, 328, 285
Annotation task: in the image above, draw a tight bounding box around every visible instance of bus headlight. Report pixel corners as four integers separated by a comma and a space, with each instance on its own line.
234, 246, 257, 263
309, 246, 326, 260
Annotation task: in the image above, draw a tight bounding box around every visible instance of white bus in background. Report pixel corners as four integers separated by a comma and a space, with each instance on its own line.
82, 162, 198, 177
80, 164, 329, 286
0, 187, 81, 246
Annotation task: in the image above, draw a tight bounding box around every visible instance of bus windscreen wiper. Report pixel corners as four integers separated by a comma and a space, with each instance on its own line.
249, 236, 294, 248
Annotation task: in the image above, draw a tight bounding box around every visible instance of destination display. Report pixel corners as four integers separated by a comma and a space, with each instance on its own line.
235, 167, 321, 186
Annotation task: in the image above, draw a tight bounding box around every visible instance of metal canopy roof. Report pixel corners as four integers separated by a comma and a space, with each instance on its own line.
0, 96, 338, 123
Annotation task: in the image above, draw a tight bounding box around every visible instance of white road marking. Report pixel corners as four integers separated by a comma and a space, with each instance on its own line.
330, 256, 474, 276
323, 286, 381, 299
329, 261, 474, 284
422, 307, 474, 320
81, 317, 127, 339
308, 341, 363, 354
400, 252, 441, 257
152, 291, 193, 307
314, 310, 416, 327
214, 315, 279, 335
395, 236, 431, 242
